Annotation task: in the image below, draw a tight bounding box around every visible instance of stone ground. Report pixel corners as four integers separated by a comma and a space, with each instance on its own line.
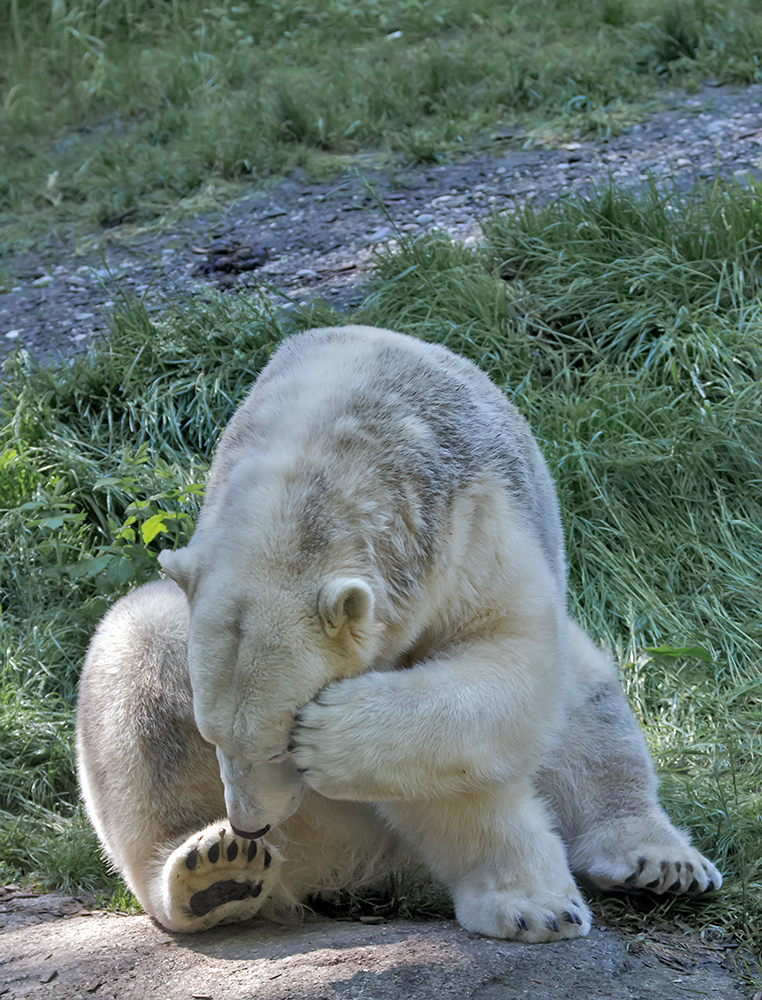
1, 83, 762, 1000
2, 82, 762, 363
0, 887, 756, 1000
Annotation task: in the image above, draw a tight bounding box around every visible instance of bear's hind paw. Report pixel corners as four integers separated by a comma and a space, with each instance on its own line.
584, 845, 722, 897
157, 821, 280, 932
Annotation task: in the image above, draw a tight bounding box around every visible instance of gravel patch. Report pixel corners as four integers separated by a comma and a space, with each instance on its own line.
1, 83, 761, 363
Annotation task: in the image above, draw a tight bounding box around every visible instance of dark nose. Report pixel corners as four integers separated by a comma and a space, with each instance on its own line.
230, 823, 270, 840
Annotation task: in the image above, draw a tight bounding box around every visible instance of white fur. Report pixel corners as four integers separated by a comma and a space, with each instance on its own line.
77, 326, 722, 942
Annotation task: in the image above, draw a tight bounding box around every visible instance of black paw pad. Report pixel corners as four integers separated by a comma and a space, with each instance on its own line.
515, 915, 529, 932
706, 880, 715, 892
545, 916, 560, 933
185, 849, 199, 871
645, 878, 660, 889
207, 842, 220, 864
189, 878, 263, 917
247, 839, 258, 862
227, 840, 239, 862
263, 848, 272, 869
688, 878, 699, 893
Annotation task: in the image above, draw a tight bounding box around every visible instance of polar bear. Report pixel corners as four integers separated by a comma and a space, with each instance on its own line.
76, 325, 721, 943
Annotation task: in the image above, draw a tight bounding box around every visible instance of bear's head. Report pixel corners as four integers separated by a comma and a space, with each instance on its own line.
159, 542, 378, 835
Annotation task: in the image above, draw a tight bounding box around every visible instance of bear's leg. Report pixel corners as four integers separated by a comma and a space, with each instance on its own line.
379, 782, 591, 943
538, 621, 722, 896
77, 580, 284, 933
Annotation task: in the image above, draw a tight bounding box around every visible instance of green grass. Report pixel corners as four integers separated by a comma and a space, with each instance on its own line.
1, 175, 761, 969
3, 0, 762, 249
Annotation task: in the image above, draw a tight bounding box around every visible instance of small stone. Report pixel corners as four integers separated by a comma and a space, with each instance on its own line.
676, 158, 691, 168
367, 226, 393, 243
5, 330, 20, 339
416, 213, 436, 224
32, 274, 52, 287
40, 970, 58, 984
295, 268, 318, 279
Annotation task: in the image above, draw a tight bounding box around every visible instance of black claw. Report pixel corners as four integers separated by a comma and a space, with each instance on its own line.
563, 910, 582, 925
231, 824, 270, 840
207, 842, 220, 864
296, 768, 308, 774
572, 898, 582, 908
185, 849, 199, 871
515, 915, 529, 932
227, 840, 239, 862
645, 878, 660, 888
667, 879, 682, 893
545, 916, 560, 933
263, 848, 272, 869
688, 878, 699, 893
625, 857, 648, 884
706, 880, 715, 892
247, 839, 258, 862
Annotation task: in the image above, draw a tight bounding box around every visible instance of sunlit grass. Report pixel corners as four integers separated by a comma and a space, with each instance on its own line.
3, 0, 762, 248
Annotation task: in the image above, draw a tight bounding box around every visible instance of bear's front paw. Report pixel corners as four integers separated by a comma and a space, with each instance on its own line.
290, 676, 386, 800
454, 882, 592, 943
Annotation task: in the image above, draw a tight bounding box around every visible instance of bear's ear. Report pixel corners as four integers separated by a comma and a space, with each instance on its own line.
318, 577, 374, 640
158, 546, 197, 594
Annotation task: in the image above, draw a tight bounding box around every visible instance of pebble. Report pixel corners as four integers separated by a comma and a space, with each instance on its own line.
367, 226, 394, 243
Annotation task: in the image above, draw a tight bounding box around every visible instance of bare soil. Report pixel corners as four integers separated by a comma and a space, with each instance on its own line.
0, 886, 755, 1000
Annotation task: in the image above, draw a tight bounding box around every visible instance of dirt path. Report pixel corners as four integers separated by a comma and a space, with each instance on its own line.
0, 888, 752, 1000
2, 83, 762, 363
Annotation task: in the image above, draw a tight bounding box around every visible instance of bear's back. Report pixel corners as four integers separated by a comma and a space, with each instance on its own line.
202, 326, 565, 590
